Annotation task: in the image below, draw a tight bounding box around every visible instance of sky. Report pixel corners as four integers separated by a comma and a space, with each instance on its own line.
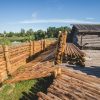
0, 0, 100, 33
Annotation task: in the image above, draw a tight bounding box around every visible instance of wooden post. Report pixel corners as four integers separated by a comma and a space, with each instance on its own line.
54, 31, 67, 65
43, 39, 45, 51
80, 34, 82, 46
41, 39, 43, 51
33, 41, 34, 54
30, 40, 33, 56
4, 45, 11, 75
53, 67, 62, 78
62, 31, 67, 53
80, 33, 83, 49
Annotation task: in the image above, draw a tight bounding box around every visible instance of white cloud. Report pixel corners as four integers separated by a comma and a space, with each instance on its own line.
86, 17, 95, 20
32, 12, 37, 18
19, 18, 100, 24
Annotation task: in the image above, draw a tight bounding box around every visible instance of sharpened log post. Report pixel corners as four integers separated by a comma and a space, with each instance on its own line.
43, 39, 45, 51
33, 41, 34, 54
4, 45, 11, 75
53, 67, 61, 78
41, 39, 44, 51
30, 40, 33, 56
55, 31, 67, 65
62, 31, 67, 57
80, 34, 83, 49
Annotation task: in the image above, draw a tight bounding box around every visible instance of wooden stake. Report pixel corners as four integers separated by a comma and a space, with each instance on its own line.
4, 45, 11, 75
30, 40, 33, 56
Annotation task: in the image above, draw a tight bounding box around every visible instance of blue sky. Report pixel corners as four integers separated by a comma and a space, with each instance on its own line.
0, 0, 100, 32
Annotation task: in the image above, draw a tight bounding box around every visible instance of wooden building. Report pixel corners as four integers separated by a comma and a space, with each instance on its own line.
70, 24, 100, 49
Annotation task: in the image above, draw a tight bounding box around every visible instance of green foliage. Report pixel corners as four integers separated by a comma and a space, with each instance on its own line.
20, 29, 26, 37
0, 80, 37, 100
0, 36, 11, 45
0, 26, 71, 44
0, 76, 53, 100
34, 30, 45, 40
47, 26, 71, 38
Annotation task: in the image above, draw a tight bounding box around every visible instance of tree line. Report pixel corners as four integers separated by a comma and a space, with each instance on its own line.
0, 26, 71, 43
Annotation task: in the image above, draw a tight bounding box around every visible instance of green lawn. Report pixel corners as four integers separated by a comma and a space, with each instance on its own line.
0, 36, 31, 45
0, 76, 53, 100
0, 80, 37, 100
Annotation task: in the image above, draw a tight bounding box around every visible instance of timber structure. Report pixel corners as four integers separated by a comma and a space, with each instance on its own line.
37, 66, 100, 100
71, 24, 100, 49
0, 30, 100, 100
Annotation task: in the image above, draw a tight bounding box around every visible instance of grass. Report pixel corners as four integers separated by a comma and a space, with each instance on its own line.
0, 36, 57, 45
0, 76, 53, 100
0, 80, 37, 100
0, 36, 31, 44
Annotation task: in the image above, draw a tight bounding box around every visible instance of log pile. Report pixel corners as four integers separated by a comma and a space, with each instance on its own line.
78, 35, 100, 49
37, 67, 100, 100
55, 31, 67, 65
65, 43, 86, 66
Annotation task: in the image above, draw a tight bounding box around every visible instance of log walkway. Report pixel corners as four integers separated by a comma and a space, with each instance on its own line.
4, 48, 100, 100
37, 66, 100, 100
5, 45, 56, 83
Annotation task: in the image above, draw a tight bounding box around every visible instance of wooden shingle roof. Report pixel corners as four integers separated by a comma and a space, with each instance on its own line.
72, 24, 100, 33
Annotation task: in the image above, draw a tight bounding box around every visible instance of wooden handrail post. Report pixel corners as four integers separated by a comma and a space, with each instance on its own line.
33, 40, 34, 54
4, 45, 11, 75
53, 67, 62, 78
54, 31, 67, 65
43, 39, 45, 51
41, 39, 43, 51
30, 40, 33, 56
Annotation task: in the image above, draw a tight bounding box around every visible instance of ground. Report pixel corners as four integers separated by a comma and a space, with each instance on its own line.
84, 50, 100, 67
0, 80, 37, 100
70, 50, 100, 78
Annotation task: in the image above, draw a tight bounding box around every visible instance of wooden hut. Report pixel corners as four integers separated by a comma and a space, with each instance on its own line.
70, 24, 100, 49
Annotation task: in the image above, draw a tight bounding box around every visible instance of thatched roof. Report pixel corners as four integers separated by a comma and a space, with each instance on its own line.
72, 24, 100, 33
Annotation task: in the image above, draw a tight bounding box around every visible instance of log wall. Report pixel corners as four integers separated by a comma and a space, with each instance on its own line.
0, 39, 56, 82
78, 35, 100, 49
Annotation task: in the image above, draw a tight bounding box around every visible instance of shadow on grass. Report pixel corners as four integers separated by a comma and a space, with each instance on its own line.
20, 76, 54, 100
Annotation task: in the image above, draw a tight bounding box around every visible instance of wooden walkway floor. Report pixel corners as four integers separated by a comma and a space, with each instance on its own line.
37, 67, 100, 100
4, 44, 100, 100
5, 46, 56, 83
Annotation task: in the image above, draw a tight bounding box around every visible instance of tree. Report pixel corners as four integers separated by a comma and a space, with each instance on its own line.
34, 30, 45, 40
20, 29, 25, 36
47, 27, 56, 38
6, 32, 14, 37
47, 26, 71, 38
26, 29, 34, 36
3, 31, 7, 36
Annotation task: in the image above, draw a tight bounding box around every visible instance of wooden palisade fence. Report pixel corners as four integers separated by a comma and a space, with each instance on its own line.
0, 39, 56, 82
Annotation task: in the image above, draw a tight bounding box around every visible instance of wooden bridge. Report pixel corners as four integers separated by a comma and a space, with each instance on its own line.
1, 31, 100, 100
